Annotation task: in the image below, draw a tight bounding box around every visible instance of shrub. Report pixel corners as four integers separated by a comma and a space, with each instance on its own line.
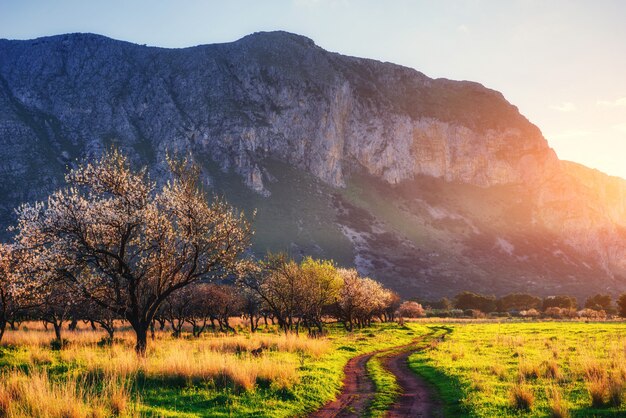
544, 307, 578, 319
544, 307, 562, 318
560, 308, 579, 319
520, 308, 540, 318
577, 309, 607, 320
397, 301, 425, 318
463, 309, 485, 318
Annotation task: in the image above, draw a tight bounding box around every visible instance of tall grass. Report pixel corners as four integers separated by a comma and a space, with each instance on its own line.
0, 369, 137, 417
51, 332, 330, 391
2, 322, 330, 393
547, 386, 569, 418
0, 321, 429, 417
510, 384, 534, 411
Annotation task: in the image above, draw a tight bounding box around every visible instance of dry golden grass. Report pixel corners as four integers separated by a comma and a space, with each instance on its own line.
586, 377, 607, 408
510, 383, 534, 411
28, 345, 54, 366
0, 320, 341, 418
2, 327, 106, 347
608, 372, 624, 407
542, 359, 562, 380
546, 386, 570, 418
192, 332, 331, 357
67, 332, 327, 390
2, 321, 331, 395
518, 361, 540, 381
470, 371, 491, 394
490, 363, 507, 381
0, 369, 136, 417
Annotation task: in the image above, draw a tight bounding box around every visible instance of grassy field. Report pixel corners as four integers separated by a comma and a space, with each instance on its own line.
409, 321, 626, 417
2, 320, 626, 417
0, 321, 429, 417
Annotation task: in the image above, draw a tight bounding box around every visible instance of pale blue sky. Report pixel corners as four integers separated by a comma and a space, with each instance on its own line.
1, 0, 625, 178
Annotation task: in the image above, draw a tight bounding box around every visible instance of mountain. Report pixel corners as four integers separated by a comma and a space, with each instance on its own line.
0, 31, 624, 300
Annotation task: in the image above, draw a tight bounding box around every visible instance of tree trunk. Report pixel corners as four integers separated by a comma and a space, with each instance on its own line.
100, 321, 115, 340
53, 321, 62, 342
0, 318, 6, 343
169, 320, 183, 338
135, 324, 148, 355
157, 318, 166, 331
192, 319, 207, 337
223, 316, 233, 332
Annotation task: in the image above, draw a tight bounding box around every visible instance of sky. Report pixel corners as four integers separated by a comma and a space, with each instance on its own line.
1, 0, 625, 179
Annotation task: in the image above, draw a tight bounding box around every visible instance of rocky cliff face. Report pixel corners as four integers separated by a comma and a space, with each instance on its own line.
0, 31, 624, 298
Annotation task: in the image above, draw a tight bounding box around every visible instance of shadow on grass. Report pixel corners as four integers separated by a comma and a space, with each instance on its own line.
140, 385, 298, 417
406, 325, 469, 417
408, 356, 468, 417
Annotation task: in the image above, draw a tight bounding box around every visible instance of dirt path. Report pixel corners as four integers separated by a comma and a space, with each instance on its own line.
309, 352, 377, 418
381, 349, 443, 418
309, 330, 446, 418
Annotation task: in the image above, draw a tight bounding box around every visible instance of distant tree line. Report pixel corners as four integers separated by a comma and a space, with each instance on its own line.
418, 291, 626, 319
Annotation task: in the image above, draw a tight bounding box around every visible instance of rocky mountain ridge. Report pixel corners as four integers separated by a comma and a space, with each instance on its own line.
0, 31, 624, 298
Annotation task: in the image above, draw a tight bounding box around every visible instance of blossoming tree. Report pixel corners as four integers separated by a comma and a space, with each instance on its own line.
15, 149, 251, 354
0, 243, 22, 342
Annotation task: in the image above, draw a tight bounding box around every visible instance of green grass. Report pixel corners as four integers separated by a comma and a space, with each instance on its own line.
367, 351, 401, 417
5, 321, 626, 417
408, 321, 626, 417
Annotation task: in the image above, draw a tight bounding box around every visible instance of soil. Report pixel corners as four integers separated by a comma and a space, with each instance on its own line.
381, 349, 443, 417
310, 334, 444, 417
309, 352, 377, 418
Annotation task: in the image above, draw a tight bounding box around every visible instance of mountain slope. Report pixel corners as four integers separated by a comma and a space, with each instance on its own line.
0, 31, 624, 299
